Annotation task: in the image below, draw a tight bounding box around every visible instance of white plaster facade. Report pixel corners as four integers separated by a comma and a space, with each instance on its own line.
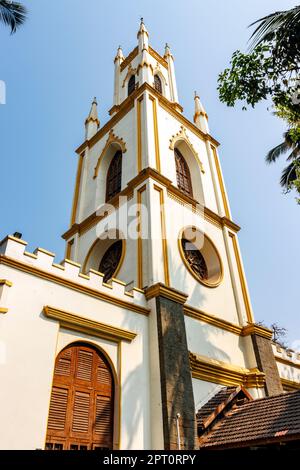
0, 21, 299, 450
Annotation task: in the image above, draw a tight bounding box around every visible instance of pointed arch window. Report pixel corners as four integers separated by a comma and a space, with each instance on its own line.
174, 148, 193, 197
45, 343, 114, 450
99, 240, 123, 283
106, 150, 122, 202
154, 75, 162, 94
128, 75, 136, 96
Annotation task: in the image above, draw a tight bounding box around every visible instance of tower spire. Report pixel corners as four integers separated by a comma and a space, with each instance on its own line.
85, 97, 100, 140
194, 91, 209, 133
164, 43, 179, 104
137, 17, 149, 52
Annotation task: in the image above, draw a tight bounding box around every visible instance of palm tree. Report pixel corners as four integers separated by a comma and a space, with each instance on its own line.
266, 131, 300, 190
0, 1, 27, 34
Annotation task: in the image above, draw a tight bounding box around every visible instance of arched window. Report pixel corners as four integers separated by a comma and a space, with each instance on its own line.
128, 75, 135, 96
45, 343, 114, 450
154, 75, 162, 94
106, 150, 122, 202
174, 148, 193, 197
99, 240, 123, 283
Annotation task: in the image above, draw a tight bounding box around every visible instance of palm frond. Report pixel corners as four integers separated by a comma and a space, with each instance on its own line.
286, 144, 300, 161
248, 5, 300, 49
0, 1, 27, 34
280, 160, 298, 188
266, 141, 290, 164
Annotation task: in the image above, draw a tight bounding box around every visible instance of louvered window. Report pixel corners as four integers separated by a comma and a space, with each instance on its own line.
46, 344, 114, 450
154, 75, 162, 94
106, 151, 122, 202
174, 148, 193, 197
128, 75, 135, 96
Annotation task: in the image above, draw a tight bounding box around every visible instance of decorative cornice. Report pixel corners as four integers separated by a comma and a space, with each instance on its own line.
120, 46, 139, 72
169, 125, 204, 173
275, 356, 300, 370
43, 306, 136, 342
145, 283, 188, 305
281, 378, 300, 391
62, 167, 240, 240
184, 305, 243, 336
77, 82, 218, 155
241, 323, 273, 340
93, 129, 127, 179
0, 255, 150, 317
148, 46, 168, 69
189, 352, 265, 388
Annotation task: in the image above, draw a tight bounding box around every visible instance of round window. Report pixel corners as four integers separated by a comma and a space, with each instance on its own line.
179, 227, 223, 287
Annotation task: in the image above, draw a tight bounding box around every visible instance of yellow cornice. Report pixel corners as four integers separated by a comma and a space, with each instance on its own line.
281, 378, 300, 391
0, 255, 150, 317
148, 46, 168, 69
0, 308, 8, 314
43, 306, 136, 342
120, 46, 139, 72
62, 167, 240, 241
76, 82, 219, 155
145, 283, 188, 304
189, 352, 265, 388
0, 235, 27, 246
0, 279, 13, 287
241, 323, 273, 340
184, 305, 243, 336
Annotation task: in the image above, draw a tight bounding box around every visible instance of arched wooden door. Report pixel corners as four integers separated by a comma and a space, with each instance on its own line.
45, 343, 114, 450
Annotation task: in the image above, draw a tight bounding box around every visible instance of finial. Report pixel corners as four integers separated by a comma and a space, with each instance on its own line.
92, 96, 97, 104
140, 17, 144, 23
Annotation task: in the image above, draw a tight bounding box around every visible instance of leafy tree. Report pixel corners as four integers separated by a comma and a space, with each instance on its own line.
0, 1, 27, 34
218, 6, 300, 203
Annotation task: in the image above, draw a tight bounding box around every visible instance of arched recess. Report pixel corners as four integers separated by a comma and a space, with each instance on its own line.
45, 342, 115, 450
169, 127, 205, 204
153, 68, 167, 96
83, 229, 126, 282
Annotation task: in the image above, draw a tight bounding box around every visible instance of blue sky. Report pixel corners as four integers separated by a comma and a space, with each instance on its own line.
1, 0, 299, 345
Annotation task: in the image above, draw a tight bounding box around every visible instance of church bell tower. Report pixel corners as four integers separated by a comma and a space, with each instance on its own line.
62, 20, 282, 449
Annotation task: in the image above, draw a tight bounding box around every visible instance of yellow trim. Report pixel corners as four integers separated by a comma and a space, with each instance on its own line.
0, 255, 150, 316
149, 46, 168, 69
64, 258, 81, 268
93, 129, 127, 179
34, 247, 55, 257
137, 185, 147, 289
189, 352, 265, 388
120, 46, 139, 72
65, 239, 74, 260
145, 283, 188, 304
178, 226, 224, 288
71, 151, 85, 225
281, 378, 300, 391
82, 237, 126, 280
149, 95, 161, 172
0, 308, 8, 314
153, 185, 170, 286
242, 323, 273, 340
77, 83, 219, 157
137, 95, 144, 173
211, 145, 230, 218
0, 279, 13, 287
184, 305, 243, 335
169, 125, 204, 173
0, 235, 27, 246
43, 306, 137, 342
229, 232, 254, 323
62, 168, 240, 241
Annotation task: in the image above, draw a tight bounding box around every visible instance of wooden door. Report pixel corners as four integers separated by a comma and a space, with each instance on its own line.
45, 343, 114, 450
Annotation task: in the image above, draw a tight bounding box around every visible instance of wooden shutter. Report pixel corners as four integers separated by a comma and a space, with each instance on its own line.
46, 344, 114, 450
174, 148, 193, 197
154, 75, 162, 94
128, 75, 135, 96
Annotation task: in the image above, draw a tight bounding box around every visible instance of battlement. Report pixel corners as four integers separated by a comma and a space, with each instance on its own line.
0, 235, 148, 312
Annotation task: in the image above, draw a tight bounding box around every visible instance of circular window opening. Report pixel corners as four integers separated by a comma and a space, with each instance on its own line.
179, 227, 223, 287
99, 240, 123, 283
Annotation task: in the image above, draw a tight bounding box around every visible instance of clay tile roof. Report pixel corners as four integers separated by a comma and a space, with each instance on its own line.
197, 386, 240, 430
199, 390, 300, 449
